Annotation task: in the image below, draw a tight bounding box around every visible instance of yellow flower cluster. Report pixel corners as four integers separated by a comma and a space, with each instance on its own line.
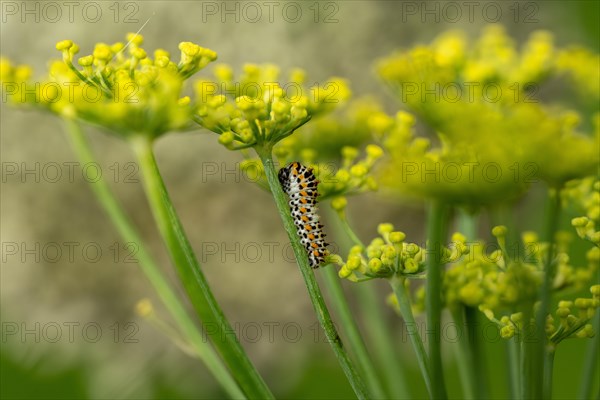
556, 46, 600, 102
494, 285, 599, 343
375, 26, 599, 201
1, 34, 217, 138
336, 223, 428, 281
276, 97, 384, 160
565, 177, 600, 247
441, 226, 598, 343
193, 63, 350, 149
343, 221, 599, 344
238, 143, 382, 200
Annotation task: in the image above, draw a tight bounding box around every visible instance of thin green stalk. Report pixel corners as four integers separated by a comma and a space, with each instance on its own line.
256, 146, 369, 399
321, 267, 387, 399
456, 208, 478, 240
426, 200, 449, 399
490, 204, 522, 398
456, 210, 488, 399
326, 208, 411, 399
465, 306, 488, 398
390, 275, 432, 397
449, 307, 476, 399
579, 310, 600, 399
530, 188, 562, 399
521, 309, 536, 400
507, 337, 521, 399
63, 119, 244, 399
355, 283, 411, 399
542, 346, 556, 400
131, 135, 272, 400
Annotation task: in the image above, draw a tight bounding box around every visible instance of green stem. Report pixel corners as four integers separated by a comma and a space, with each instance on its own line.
456, 209, 488, 399
131, 135, 272, 400
321, 267, 387, 399
579, 310, 600, 399
450, 307, 476, 400
256, 146, 369, 399
327, 208, 411, 399
507, 337, 521, 399
456, 208, 478, 240
490, 204, 522, 399
530, 188, 562, 399
542, 346, 556, 400
465, 306, 488, 399
426, 200, 449, 399
521, 309, 536, 400
390, 275, 432, 398
337, 212, 365, 247
63, 120, 244, 399
356, 283, 411, 399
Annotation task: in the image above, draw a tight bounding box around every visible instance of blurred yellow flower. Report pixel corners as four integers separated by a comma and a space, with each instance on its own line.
375, 26, 599, 204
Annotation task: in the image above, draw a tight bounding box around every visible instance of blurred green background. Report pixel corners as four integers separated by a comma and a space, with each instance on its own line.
1, 1, 598, 398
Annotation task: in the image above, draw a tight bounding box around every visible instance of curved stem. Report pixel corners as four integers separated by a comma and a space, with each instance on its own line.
426, 200, 449, 399
63, 119, 244, 399
390, 275, 432, 398
256, 146, 370, 399
131, 135, 272, 400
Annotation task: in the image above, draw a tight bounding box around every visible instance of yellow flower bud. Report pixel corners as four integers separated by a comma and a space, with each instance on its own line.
93, 43, 112, 61
350, 245, 363, 255
334, 169, 350, 184
342, 146, 359, 161
78, 56, 94, 67
367, 247, 382, 259
271, 100, 289, 116
501, 325, 515, 339
345, 256, 361, 271
522, 231, 539, 244
389, 231, 406, 244
492, 225, 508, 238
396, 111, 415, 126
135, 298, 154, 317
56, 40, 73, 51
404, 258, 419, 273
132, 48, 147, 60
126, 33, 144, 46
218, 131, 235, 146
558, 300, 573, 308
556, 307, 570, 318
350, 164, 368, 178
331, 196, 347, 212
338, 266, 352, 279
368, 258, 383, 273
378, 223, 394, 236
291, 106, 308, 120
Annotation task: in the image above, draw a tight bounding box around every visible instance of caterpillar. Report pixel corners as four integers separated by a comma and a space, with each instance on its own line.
278, 162, 329, 268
